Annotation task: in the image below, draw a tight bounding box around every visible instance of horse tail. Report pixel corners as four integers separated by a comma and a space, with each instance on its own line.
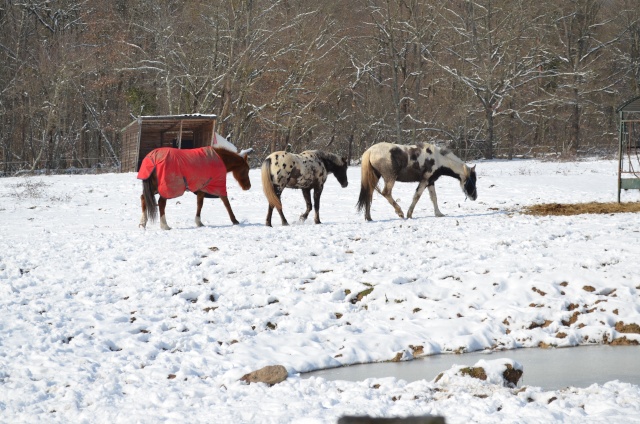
261, 158, 282, 209
142, 178, 158, 223
356, 148, 377, 213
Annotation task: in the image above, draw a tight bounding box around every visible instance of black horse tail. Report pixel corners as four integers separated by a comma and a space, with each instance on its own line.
261, 157, 282, 209
142, 178, 158, 223
356, 149, 377, 213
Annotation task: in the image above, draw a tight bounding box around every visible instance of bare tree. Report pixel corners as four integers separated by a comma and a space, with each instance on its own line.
546, 0, 625, 154
430, 0, 550, 158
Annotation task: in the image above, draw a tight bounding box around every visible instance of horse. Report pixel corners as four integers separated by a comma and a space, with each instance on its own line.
138, 146, 251, 230
261, 150, 348, 226
356, 142, 477, 221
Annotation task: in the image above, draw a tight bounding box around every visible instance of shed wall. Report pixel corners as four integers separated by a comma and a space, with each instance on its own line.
120, 116, 217, 173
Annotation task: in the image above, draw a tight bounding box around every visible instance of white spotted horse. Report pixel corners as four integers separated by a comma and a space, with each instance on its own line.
261, 150, 348, 226
357, 142, 477, 221
138, 146, 251, 230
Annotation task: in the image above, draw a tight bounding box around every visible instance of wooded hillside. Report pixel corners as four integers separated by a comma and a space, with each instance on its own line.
1, 0, 638, 173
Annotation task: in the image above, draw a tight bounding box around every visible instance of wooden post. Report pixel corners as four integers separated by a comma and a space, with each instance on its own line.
177, 120, 183, 149
618, 109, 623, 203
134, 117, 142, 172
210, 119, 216, 146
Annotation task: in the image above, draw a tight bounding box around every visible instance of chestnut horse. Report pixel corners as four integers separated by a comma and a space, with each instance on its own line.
138, 146, 251, 230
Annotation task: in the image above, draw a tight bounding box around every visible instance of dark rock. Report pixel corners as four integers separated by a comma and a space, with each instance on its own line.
502, 364, 523, 387
338, 417, 445, 424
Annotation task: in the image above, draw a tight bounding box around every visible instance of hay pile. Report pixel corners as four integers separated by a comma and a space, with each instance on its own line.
522, 202, 640, 216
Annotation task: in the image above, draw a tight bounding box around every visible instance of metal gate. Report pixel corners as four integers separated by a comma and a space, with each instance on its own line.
618, 96, 640, 202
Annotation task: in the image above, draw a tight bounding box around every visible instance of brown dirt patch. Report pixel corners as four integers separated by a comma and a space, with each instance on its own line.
610, 336, 640, 346
615, 322, 640, 334
460, 366, 487, 380
522, 202, 640, 216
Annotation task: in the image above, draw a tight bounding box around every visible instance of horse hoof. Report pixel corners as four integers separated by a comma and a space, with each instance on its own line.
232, 220, 240, 225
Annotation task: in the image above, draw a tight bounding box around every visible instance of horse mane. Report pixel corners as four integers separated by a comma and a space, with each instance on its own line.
213, 146, 246, 168
213, 146, 240, 159
432, 145, 468, 176
313, 150, 344, 172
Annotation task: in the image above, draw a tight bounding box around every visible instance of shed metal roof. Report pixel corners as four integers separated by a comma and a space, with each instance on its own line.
617, 96, 640, 113
121, 114, 217, 133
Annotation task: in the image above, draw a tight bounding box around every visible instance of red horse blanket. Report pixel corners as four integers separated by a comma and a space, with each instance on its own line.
137, 147, 227, 199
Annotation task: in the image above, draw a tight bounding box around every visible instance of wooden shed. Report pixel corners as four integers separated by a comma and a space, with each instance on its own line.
120, 114, 217, 172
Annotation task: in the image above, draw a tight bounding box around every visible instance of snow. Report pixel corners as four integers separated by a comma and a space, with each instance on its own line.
1, 158, 640, 423
214, 132, 240, 153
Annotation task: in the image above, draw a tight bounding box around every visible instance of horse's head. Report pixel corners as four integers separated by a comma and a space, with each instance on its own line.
333, 156, 349, 188
238, 151, 252, 190
461, 164, 477, 200
216, 147, 251, 191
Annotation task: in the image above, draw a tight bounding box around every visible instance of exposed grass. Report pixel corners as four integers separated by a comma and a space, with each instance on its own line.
522, 201, 640, 216
8, 178, 72, 202
9, 178, 49, 199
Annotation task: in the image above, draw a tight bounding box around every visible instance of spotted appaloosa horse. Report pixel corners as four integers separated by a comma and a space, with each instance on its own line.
261, 150, 348, 226
356, 142, 477, 221
138, 146, 251, 230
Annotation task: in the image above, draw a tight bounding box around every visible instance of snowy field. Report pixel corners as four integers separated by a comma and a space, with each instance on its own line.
1, 158, 640, 423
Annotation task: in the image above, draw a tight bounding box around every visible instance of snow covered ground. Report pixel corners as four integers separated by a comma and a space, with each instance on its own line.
1, 158, 639, 423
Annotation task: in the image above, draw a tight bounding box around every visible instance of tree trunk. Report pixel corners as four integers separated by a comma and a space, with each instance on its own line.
570, 86, 580, 154
484, 106, 494, 159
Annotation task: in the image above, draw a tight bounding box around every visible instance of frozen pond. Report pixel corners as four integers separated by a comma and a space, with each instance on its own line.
303, 346, 640, 390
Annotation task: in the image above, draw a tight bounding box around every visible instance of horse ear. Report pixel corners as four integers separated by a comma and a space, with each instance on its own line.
239, 148, 253, 159
471, 164, 476, 172
342, 156, 348, 166
463, 164, 470, 177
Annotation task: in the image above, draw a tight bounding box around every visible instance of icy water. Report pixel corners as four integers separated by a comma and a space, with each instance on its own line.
303, 346, 640, 390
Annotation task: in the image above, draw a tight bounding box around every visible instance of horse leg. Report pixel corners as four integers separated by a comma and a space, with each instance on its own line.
407, 180, 429, 219
158, 197, 171, 230
313, 186, 323, 224
299, 188, 312, 222
220, 196, 240, 225
273, 188, 288, 226
276, 198, 289, 226
139, 194, 148, 228
380, 179, 405, 219
266, 188, 288, 227
195, 192, 205, 227
427, 184, 445, 217
365, 174, 380, 222
266, 204, 274, 227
